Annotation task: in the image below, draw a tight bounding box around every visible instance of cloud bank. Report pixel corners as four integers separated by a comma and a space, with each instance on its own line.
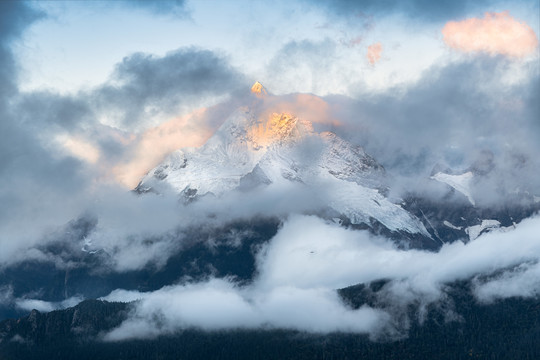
101, 214, 540, 340
103, 278, 386, 341
325, 56, 540, 204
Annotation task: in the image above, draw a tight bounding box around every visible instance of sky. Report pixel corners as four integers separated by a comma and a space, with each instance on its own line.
16, 1, 538, 96
0, 0, 540, 341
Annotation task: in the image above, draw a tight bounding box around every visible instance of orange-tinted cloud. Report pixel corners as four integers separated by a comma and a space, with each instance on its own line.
367, 43, 382, 65
113, 109, 212, 188
61, 136, 101, 164
442, 11, 539, 57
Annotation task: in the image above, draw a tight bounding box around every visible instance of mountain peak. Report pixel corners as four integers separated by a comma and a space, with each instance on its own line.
251, 81, 268, 97
214, 109, 313, 149
262, 112, 312, 142
242, 112, 313, 148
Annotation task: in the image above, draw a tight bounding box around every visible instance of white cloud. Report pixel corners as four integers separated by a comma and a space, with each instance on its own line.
102, 214, 540, 340
474, 261, 540, 302
15, 296, 84, 313
103, 278, 387, 341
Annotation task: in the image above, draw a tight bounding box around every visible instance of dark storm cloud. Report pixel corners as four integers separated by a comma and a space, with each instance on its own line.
0, 1, 43, 97
0, 1, 60, 180
307, 0, 514, 22
91, 48, 247, 129
15, 92, 94, 131
0, 2, 83, 183
0, 2, 94, 263
0, 2, 42, 41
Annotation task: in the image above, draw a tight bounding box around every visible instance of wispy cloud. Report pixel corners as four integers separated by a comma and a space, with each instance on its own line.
367, 42, 382, 65
111, 108, 212, 188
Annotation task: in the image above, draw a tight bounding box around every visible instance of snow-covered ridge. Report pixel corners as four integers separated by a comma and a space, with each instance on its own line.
431, 171, 475, 206
465, 219, 501, 241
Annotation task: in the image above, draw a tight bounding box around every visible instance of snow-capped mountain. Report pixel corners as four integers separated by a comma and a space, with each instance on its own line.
136, 82, 430, 237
